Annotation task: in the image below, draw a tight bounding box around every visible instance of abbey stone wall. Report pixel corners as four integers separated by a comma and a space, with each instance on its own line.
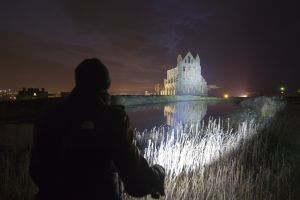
155, 52, 207, 96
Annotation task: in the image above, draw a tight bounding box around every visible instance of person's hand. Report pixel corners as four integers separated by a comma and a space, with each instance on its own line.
151, 164, 165, 199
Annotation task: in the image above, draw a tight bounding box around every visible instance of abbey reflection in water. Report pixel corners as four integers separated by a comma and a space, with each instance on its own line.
126, 101, 209, 130
164, 101, 207, 126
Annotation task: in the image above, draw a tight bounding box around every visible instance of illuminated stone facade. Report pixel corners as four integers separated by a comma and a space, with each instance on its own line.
164, 101, 207, 126
156, 52, 207, 96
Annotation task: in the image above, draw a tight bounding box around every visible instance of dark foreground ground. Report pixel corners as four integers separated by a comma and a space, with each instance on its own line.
278, 97, 300, 198
0, 96, 299, 199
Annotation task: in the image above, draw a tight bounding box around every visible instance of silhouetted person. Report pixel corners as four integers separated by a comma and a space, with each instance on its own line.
30, 58, 165, 200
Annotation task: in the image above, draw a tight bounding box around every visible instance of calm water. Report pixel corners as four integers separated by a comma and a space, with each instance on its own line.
126, 100, 239, 131
0, 100, 238, 147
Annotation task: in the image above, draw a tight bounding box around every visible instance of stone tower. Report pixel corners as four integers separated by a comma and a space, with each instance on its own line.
176, 52, 207, 95
156, 52, 207, 96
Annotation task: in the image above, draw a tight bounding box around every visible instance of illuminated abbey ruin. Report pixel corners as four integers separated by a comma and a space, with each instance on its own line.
155, 52, 207, 96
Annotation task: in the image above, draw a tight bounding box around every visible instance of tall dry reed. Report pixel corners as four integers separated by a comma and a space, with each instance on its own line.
126, 97, 289, 200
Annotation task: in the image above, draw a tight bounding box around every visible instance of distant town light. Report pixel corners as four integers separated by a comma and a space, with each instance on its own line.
280, 87, 285, 91
241, 94, 248, 98
224, 94, 229, 99
33, 92, 37, 96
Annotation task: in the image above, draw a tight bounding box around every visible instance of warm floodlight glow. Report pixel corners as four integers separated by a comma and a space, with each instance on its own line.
33, 92, 37, 96
280, 87, 285, 91
224, 94, 229, 99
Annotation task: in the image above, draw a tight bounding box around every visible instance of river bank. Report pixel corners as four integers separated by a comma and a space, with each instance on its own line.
270, 97, 300, 198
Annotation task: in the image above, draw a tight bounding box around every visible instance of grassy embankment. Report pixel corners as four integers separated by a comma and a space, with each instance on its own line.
0, 97, 299, 199
127, 97, 297, 199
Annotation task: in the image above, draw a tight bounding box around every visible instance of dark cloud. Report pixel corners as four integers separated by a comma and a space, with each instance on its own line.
0, 0, 299, 95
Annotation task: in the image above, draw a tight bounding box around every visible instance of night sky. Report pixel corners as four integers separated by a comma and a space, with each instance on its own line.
0, 0, 299, 96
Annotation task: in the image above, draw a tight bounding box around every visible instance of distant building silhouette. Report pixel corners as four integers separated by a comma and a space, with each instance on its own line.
16, 88, 48, 100
155, 52, 207, 96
